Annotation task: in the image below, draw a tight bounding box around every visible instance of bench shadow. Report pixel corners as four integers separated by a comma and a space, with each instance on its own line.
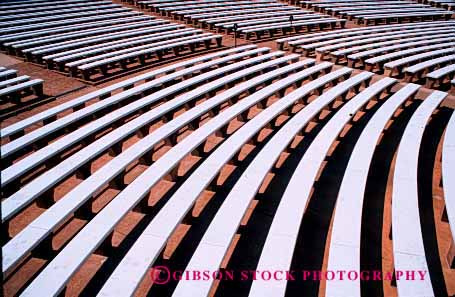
360, 100, 419, 297
417, 107, 452, 297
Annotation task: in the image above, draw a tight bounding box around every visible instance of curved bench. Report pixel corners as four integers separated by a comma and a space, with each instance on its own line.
2, 54, 306, 277
96, 63, 353, 297
404, 54, 455, 82
392, 90, 447, 296
442, 111, 455, 269
325, 83, 421, 297
18, 62, 338, 297
1, 48, 275, 203
426, 64, 455, 88
173, 72, 377, 297
0, 45, 256, 141
365, 42, 455, 72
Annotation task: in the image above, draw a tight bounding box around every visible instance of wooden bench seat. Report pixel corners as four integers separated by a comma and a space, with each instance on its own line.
240, 18, 345, 40
22, 62, 339, 297
0, 15, 153, 44
76, 34, 223, 80
0, 45, 256, 141
0, 3, 121, 22
404, 54, 455, 81
2, 54, 305, 277
0, 7, 132, 28
365, 42, 455, 72
442, 111, 455, 269
325, 83, 420, 297
426, 64, 455, 88
381, 48, 455, 76
0, 79, 44, 103
392, 90, 447, 296
0, 11, 143, 35
172, 70, 374, 297
0, 75, 30, 89
0, 69, 17, 81
0, 48, 267, 190
276, 20, 455, 50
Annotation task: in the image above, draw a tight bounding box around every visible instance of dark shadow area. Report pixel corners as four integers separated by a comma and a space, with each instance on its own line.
417, 107, 452, 297
284, 97, 380, 297
146, 122, 280, 297
213, 112, 326, 297
360, 100, 420, 297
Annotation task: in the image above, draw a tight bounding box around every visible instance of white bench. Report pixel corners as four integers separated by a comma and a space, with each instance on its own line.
0, 79, 44, 102
325, 83, 421, 297
0, 75, 30, 89
0, 11, 143, 35
45, 25, 190, 69
0, 69, 17, 81
359, 11, 453, 25
219, 13, 326, 33
2, 54, 306, 277
276, 20, 455, 50
37, 27, 197, 67
382, 48, 455, 77
0, 48, 273, 190
173, 70, 374, 297
0, 7, 132, 28
392, 90, 447, 297
240, 18, 345, 40
0, 15, 153, 44
333, 34, 455, 65
0, 1, 112, 15
6, 18, 156, 50
51, 62, 341, 297
365, 42, 455, 72
426, 64, 455, 88
404, 54, 455, 81
0, 45, 256, 141
24, 22, 175, 63
63, 32, 215, 72
183, 7, 298, 24
316, 29, 455, 61
294, 25, 453, 57
17, 54, 316, 297
442, 111, 455, 269
0, 4, 122, 22
76, 34, 223, 80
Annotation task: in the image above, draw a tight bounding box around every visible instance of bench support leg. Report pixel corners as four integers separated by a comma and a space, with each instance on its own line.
31, 235, 55, 260
36, 188, 55, 209
94, 232, 114, 257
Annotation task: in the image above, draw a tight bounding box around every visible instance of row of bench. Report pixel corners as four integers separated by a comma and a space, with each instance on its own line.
299, 0, 454, 25
421, 0, 455, 11
2, 46, 453, 297
276, 21, 455, 89
131, 0, 346, 40
0, 1, 223, 80
0, 67, 44, 103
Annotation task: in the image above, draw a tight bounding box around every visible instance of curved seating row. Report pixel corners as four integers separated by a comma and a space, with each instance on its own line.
133, 0, 346, 40
2, 46, 453, 297
0, 1, 223, 80
275, 21, 455, 88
